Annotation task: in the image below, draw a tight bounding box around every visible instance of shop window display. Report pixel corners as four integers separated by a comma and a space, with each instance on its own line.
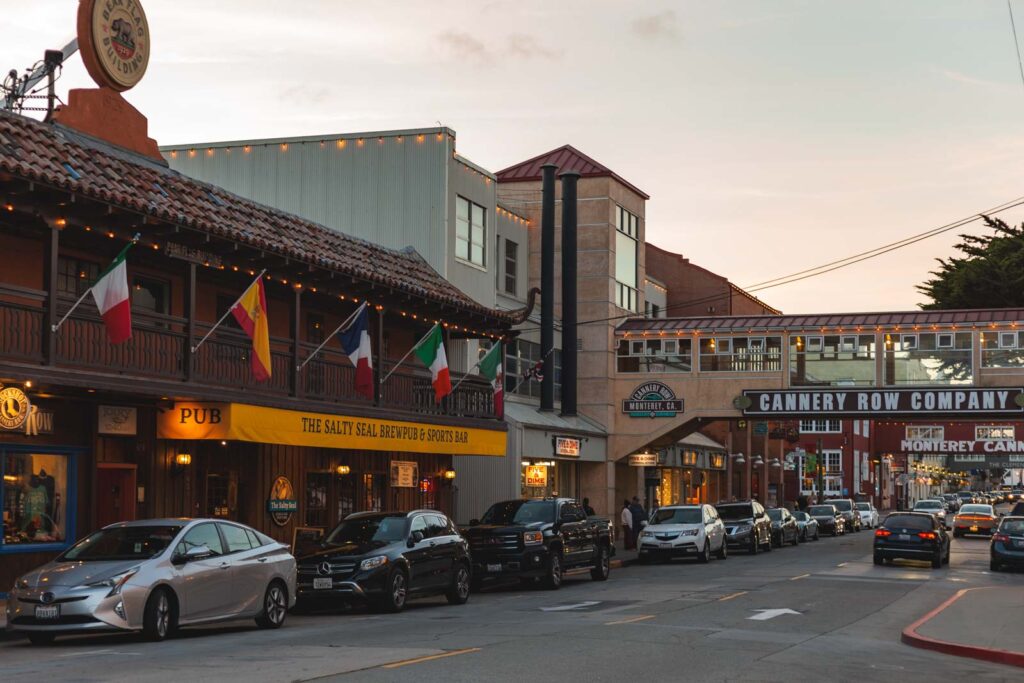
2, 451, 71, 548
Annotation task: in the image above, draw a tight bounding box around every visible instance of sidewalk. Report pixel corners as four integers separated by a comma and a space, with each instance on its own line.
902, 587, 1024, 668
611, 538, 638, 568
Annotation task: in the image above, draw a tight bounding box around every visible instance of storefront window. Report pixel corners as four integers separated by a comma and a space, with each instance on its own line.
2, 449, 75, 550
305, 471, 330, 528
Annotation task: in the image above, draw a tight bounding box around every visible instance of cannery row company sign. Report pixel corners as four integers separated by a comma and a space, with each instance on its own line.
741, 388, 1024, 417
622, 382, 684, 418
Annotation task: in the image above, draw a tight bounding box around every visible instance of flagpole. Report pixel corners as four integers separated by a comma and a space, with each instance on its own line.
380, 323, 437, 385
298, 302, 365, 371
191, 269, 266, 353
510, 345, 554, 395
450, 342, 498, 394
51, 233, 140, 334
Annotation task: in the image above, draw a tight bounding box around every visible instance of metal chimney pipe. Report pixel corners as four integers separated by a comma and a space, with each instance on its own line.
540, 163, 557, 412
559, 170, 580, 417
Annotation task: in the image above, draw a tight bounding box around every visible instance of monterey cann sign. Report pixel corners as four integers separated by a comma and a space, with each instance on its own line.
623, 382, 684, 418
742, 388, 1024, 417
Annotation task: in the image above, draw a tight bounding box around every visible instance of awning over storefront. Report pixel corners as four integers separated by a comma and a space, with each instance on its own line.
158, 402, 506, 456
504, 402, 607, 462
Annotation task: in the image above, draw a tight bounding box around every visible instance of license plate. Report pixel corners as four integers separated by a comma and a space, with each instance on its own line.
1015, 540, 1024, 548
659, 542, 673, 548
34, 605, 59, 620
313, 577, 332, 590
897, 534, 910, 541
970, 525, 979, 532
487, 563, 502, 573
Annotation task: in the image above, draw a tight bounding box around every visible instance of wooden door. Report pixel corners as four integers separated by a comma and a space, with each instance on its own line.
96, 465, 137, 528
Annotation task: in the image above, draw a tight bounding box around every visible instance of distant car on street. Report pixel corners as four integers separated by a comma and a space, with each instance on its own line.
855, 501, 879, 529
1011, 501, 1024, 517
874, 512, 950, 568
638, 504, 728, 563
6, 518, 297, 645
956, 491, 978, 506
792, 511, 820, 542
808, 504, 845, 536
990, 516, 1024, 572
941, 494, 961, 512
827, 499, 861, 532
717, 500, 773, 555
952, 504, 998, 537
913, 499, 948, 528
766, 508, 800, 547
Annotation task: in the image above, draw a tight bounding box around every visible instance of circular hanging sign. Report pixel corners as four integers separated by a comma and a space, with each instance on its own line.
77, 0, 151, 92
267, 476, 298, 526
0, 386, 31, 431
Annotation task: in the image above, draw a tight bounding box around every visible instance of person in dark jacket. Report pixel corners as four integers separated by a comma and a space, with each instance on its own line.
582, 497, 595, 516
629, 496, 647, 541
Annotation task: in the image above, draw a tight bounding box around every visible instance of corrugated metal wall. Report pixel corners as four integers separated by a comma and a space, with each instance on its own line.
164, 132, 451, 280
452, 425, 521, 524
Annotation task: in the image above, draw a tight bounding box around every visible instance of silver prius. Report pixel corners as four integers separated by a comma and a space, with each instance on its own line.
6, 518, 297, 645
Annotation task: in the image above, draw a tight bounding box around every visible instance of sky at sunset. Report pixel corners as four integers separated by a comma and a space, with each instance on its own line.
8, 0, 1024, 314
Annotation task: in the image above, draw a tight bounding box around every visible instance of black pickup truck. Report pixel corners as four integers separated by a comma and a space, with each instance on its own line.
461, 498, 613, 590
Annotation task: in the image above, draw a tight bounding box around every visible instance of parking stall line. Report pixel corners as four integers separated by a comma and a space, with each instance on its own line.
790, 574, 810, 581
380, 648, 482, 669
605, 615, 655, 626
718, 591, 748, 602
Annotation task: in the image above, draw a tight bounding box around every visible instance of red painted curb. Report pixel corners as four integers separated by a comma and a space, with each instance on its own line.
901, 587, 1024, 669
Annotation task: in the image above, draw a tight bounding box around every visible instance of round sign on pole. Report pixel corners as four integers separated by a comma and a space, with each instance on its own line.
77, 0, 151, 92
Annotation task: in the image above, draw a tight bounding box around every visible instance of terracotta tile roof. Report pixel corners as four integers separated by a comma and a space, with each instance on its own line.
0, 111, 518, 325
618, 308, 1024, 333
495, 144, 650, 199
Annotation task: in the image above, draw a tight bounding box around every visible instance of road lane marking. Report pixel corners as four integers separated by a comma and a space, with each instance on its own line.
836, 562, 848, 567
540, 601, 602, 612
718, 591, 747, 602
381, 648, 481, 669
748, 608, 801, 621
790, 574, 810, 581
605, 615, 655, 625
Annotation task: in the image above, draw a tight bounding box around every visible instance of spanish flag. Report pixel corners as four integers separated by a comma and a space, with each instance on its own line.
231, 277, 272, 381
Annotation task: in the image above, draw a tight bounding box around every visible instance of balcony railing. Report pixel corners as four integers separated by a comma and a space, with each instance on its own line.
0, 287, 498, 421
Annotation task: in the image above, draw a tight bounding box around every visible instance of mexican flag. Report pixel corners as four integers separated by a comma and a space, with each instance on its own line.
478, 342, 503, 418
414, 325, 451, 402
91, 242, 134, 344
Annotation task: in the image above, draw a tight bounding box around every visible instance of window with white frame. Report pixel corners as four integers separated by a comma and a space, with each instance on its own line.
905, 425, 943, 441
615, 205, 639, 311
456, 196, 486, 267
854, 421, 860, 436
862, 420, 869, 437
503, 238, 518, 295
976, 425, 1015, 441
824, 450, 842, 474
799, 419, 842, 433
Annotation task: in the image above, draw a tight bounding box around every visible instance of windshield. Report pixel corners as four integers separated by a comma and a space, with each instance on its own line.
883, 515, 932, 531
808, 506, 835, 515
792, 511, 808, 521
914, 501, 941, 509
716, 504, 754, 521
324, 515, 408, 547
766, 509, 783, 521
481, 500, 556, 525
855, 503, 870, 511
830, 500, 852, 511
61, 525, 182, 562
651, 508, 702, 525
960, 505, 993, 515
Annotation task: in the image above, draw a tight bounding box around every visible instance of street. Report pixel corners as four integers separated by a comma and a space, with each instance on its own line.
2, 528, 1020, 682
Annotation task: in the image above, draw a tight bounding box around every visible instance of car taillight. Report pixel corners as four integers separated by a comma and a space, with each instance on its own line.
875, 529, 891, 537
993, 533, 1010, 543
917, 532, 937, 540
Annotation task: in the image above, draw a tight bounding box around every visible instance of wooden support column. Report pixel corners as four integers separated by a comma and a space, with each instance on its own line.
43, 226, 59, 365
291, 287, 302, 398
184, 263, 196, 381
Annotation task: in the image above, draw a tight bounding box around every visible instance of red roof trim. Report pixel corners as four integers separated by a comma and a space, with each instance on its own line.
495, 144, 650, 199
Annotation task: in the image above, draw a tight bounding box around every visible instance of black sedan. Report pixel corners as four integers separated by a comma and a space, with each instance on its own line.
295, 510, 471, 612
792, 511, 820, 541
808, 504, 845, 536
991, 516, 1024, 572
874, 512, 950, 568
767, 508, 800, 547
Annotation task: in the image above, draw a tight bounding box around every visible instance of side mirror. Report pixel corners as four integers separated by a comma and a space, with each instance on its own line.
469, 519, 480, 526
408, 530, 425, 547
174, 545, 212, 564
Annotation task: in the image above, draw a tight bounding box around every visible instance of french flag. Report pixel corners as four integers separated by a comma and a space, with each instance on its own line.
338, 303, 374, 399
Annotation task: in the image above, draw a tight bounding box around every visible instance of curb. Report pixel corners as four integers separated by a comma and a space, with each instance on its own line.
901, 588, 1024, 669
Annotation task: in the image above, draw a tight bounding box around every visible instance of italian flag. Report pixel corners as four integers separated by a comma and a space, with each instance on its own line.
414, 324, 451, 402
478, 342, 503, 418
91, 242, 134, 344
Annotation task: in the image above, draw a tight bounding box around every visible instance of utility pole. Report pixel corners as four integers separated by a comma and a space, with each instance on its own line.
816, 436, 824, 503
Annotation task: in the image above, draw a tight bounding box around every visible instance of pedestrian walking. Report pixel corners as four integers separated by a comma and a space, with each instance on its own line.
582, 497, 595, 516
620, 500, 633, 549
629, 496, 646, 542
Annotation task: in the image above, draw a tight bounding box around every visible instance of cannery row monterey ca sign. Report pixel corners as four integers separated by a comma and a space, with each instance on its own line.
623, 382, 684, 418
740, 388, 1024, 417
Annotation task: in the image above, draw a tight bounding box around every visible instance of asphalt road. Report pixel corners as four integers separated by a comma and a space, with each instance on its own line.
2, 522, 1021, 683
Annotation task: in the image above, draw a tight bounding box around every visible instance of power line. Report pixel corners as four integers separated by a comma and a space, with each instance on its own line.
1009, 0, 1024, 92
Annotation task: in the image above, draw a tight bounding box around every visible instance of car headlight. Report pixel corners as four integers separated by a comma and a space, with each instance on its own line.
15, 577, 29, 590
734, 524, 752, 533
523, 531, 543, 545
84, 568, 139, 597
680, 529, 699, 536
359, 556, 388, 571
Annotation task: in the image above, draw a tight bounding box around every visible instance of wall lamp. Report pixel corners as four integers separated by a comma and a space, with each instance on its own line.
173, 452, 191, 475
731, 452, 746, 465
335, 464, 351, 476
443, 469, 457, 481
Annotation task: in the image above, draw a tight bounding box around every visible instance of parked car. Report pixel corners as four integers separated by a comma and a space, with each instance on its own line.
717, 500, 772, 555
952, 504, 999, 537
827, 499, 861, 532
913, 499, 948, 528
874, 512, 950, 568
6, 518, 296, 645
792, 511, 820, 541
990, 516, 1024, 571
808, 504, 845, 536
638, 504, 727, 563
855, 502, 879, 529
462, 498, 611, 590
766, 508, 800, 547
295, 510, 470, 613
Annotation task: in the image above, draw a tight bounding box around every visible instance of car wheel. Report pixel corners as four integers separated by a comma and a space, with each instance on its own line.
591, 544, 611, 581
990, 558, 1001, 572
953, 529, 961, 538
446, 563, 471, 604
873, 553, 883, 566
143, 587, 176, 642
931, 550, 943, 569
27, 633, 56, 646
831, 527, 838, 537
698, 541, 710, 564
256, 581, 288, 629
791, 531, 799, 546
763, 533, 772, 552
943, 545, 951, 565
716, 538, 728, 560
543, 549, 563, 590
377, 567, 408, 613
749, 536, 759, 555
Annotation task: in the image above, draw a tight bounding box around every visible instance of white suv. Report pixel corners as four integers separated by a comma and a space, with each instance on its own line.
638, 504, 728, 564
855, 501, 879, 529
